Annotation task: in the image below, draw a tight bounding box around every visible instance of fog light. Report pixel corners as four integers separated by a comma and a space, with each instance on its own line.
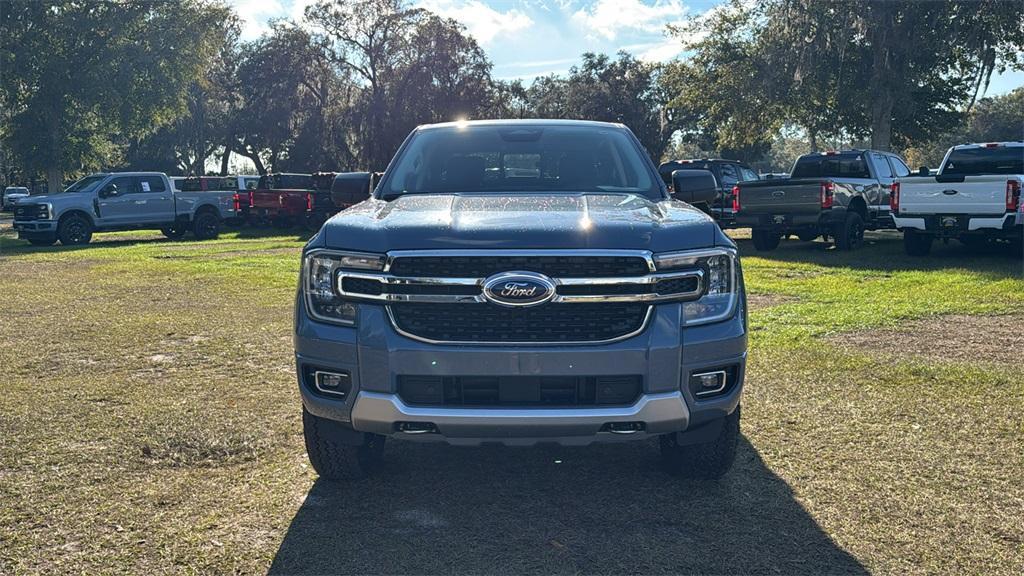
314, 370, 351, 397
691, 370, 727, 398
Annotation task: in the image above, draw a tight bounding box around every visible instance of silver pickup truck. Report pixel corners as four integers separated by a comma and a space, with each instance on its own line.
734, 150, 910, 251
13, 172, 234, 246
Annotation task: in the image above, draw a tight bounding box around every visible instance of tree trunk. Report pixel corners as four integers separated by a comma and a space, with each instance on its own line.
808, 130, 819, 152
46, 108, 63, 194
219, 145, 231, 176
869, 93, 894, 151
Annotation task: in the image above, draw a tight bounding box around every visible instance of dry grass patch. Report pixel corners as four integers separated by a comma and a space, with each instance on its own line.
831, 313, 1023, 365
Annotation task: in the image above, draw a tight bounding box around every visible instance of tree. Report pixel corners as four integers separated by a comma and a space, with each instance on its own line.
667, 0, 1024, 155
0, 0, 230, 191
306, 0, 495, 170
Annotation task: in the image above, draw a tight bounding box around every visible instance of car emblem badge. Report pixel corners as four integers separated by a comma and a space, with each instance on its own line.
482, 271, 557, 307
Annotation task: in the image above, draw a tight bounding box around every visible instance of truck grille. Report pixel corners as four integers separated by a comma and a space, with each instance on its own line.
388, 255, 650, 277
398, 375, 642, 407
13, 204, 46, 221
388, 302, 650, 343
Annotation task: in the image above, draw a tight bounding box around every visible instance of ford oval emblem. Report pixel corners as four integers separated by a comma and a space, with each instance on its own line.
482, 271, 556, 307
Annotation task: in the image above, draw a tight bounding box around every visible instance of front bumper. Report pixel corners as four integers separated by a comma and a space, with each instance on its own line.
295, 297, 747, 446
14, 220, 57, 239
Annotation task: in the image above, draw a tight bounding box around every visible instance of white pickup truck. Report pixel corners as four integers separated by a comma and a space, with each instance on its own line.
891, 142, 1023, 255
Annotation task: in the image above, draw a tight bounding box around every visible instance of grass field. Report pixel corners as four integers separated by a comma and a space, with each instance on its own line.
1, 221, 1022, 575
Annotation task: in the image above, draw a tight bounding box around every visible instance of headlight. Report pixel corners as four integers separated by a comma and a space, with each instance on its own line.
302, 250, 385, 325
654, 248, 738, 326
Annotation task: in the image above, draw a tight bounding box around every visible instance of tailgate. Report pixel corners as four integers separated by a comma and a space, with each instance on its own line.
737, 180, 822, 215
899, 175, 1010, 215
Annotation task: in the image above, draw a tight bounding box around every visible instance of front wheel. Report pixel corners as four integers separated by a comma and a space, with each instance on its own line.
660, 406, 740, 479
903, 229, 933, 256
833, 212, 864, 250
161, 225, 187, 240
192, 210, 221, 240
751, 228, 781, 251
303, 408, 385, 482
57, 213, 93, 245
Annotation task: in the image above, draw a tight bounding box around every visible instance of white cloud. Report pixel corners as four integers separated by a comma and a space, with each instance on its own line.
571, 0, 689, 41
228, 0, 285, 40
417, 0, 534, 44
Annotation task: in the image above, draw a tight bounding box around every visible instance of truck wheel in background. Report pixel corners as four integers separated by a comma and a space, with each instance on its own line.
302, 408, 385, 481
192, 209, 220, 240
903, 229, 933, 256
160, 226, 187, 240
660, 405, 740, 479
751, 228, 781, 251
57, 213, 93, 245
833, 212, 864, 251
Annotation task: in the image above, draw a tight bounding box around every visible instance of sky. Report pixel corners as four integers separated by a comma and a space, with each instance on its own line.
228, 0, 1023, 94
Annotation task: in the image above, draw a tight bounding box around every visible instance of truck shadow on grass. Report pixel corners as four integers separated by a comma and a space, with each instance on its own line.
269, 437, 866, 575
735, 233, 1023, 280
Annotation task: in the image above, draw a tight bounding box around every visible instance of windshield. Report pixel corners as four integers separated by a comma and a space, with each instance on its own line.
382, 125, 659, 199
791, 153, 870, 179
942, 147, 1024, 176
62, 175, 107, 194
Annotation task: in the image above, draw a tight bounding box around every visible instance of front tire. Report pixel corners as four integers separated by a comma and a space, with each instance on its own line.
192, 210, 221, 240
904, 229, 933, 256
302, 408, 384, 482
161, 225, 187, 240
57, 213, 93, 245
751, 228, 781, 251
660, 406, 740, 479
833, 212, 864, 250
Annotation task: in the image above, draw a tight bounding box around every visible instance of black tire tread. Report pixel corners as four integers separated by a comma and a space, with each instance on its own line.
57, 213, 93, 245
302, 409, 382, 482
833, 212, 864, 251
660, 406, 740, 479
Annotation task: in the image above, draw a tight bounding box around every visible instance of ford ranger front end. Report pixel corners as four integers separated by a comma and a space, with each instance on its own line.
293, 120, 748, 481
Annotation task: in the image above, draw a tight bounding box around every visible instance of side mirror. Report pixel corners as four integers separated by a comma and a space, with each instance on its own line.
918, 166, 930, 177
671, 169, 718, 206
99, 183, 118, 198
331, 172, 372, 207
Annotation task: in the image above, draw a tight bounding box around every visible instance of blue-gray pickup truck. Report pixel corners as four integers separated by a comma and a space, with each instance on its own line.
294, 120, 748, 480
13, 171, 233, 246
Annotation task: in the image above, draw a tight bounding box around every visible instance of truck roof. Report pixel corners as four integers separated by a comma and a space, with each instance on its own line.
952, 141, 1023, 150
88, 171, 168, 178
417, 119, 626, 131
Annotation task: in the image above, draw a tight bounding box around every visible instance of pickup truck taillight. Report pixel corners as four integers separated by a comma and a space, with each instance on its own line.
306, 192, 314, 211
232, 193, 241, 212
820, 181, 834, 209
890, 181, 900, 213
248, 191, 254, 208
731, 185, 740, 213
1006, 179, 1021, 212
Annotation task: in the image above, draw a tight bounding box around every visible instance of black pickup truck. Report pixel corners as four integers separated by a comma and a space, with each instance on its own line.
734, 150, 912, 251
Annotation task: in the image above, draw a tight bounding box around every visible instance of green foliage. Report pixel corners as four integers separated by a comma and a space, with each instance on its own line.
0, 0, 232, 188
666, 0, 1024, 157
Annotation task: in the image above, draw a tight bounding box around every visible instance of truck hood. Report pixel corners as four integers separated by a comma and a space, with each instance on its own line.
320, 193, 722, 252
